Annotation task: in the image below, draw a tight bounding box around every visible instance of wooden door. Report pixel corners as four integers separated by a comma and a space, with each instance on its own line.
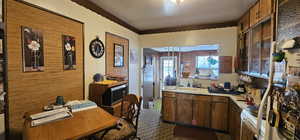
193, 96, 211, 128
230, 101, 242, 140
211, 97, 229, 131
229, 101, 236, 139
162, 92, 176, 122
241, 122, 256, 140
239, 12, 250, 32
250, 2, 260, 26
260, 0, 273, 19
234, 107, 242, 140
176, 94, 193, 124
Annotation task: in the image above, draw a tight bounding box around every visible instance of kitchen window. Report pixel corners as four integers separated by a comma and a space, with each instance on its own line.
195, 56, 219, 79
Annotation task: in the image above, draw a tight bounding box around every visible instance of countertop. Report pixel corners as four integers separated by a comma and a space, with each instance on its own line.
162, 87, 266, 136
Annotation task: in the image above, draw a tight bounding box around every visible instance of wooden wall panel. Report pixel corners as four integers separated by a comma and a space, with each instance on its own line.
105, 32, 129, 80
219, 56, 233, 73
6, 0, 84, 138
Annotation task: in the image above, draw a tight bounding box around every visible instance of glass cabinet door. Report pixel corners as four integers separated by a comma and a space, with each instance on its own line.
238, 32, 250, 72
249, 25, 262, 74
261, 20, 272, 76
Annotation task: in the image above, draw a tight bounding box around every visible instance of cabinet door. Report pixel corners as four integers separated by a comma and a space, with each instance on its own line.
250, 2, 260, 26
176, 94, 193, 124
261, 20, 272, 75
162, 96, 176, 122
193, 96, 211, 128
239, 12, 250, 32
241, 122, 256, 140
260, 0, 273, 19
229, 101, 242, 140
211, 97, 229, 131
238, 32, 250, 72
250, 25, 262, 74
234, 108, 242, 140
229, 102, 236, 139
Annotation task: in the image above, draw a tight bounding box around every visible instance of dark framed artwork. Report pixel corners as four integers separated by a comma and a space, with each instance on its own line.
21, 26, 44, 72
114, 43, 124, 67
62, 35, 76, 70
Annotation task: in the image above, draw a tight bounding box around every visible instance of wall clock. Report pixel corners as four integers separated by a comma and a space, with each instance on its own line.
89, 37, 105, 58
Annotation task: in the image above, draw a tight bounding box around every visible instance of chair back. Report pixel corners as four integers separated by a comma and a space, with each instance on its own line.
120, 94, 142, 130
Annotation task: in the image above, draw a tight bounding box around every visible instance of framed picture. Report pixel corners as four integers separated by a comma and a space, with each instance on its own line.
21, 26, 44, 72
114, 43, 124, 67
62, 35, 76, 70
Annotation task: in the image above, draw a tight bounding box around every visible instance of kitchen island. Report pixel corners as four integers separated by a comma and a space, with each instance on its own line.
161, 87, 265, 140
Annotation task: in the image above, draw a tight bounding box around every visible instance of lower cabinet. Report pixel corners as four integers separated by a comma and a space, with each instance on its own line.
176, 94, 193, 124
162, 91, 240, 133
162, 92, 176, 122
241, 122, 256, 140
211, 96, 229, 131
229, 100, 242, 140
193, 96, 211, 128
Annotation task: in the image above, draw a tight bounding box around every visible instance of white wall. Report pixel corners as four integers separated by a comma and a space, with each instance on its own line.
17, 0, 239, 96
139, 27, 239, 87
23, 0, 141, 98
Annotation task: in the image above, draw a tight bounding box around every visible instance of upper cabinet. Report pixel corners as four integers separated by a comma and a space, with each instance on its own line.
239, 12, 250, 33
237, 0, 274, 78
260, 0, 273, 19
250, 2, 260, 27
250, 0, 274, 27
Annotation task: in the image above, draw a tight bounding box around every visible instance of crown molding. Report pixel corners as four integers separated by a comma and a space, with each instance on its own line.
139, 21, 238, 34
71, 0, 140, 34
71, 0, 238, 35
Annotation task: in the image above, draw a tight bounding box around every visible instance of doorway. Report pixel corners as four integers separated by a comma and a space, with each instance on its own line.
160, 56, 177, 90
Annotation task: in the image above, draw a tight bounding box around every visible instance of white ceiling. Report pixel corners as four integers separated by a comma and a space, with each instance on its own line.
89, 0, 256, 30
150, 45, 219, 52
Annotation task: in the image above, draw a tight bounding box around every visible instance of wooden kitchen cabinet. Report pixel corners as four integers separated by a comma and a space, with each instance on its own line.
241, 122, 256, 140
250, 2, 260, 27
193, 95, 211, 128
176, 94, 193, 124
239, 12, 250, 32
162, 92, 232, 132
261, 20, 272, 75
237, 32, 250, 72
248, 19, 272, 76
162, 92, 176, 122
249, 0, 273, 27
229, 100, 242, 140
249, 24, 262, 74
260, 0, 273, 20
211, 96, 229, 131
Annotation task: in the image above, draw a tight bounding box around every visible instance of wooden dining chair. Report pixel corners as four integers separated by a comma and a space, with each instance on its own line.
94, 94, 142, 140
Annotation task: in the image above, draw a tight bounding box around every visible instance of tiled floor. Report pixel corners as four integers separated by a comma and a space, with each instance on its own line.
137, 109, 231, 140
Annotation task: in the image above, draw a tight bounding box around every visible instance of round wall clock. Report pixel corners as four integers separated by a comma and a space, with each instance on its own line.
89, 37, 105, 58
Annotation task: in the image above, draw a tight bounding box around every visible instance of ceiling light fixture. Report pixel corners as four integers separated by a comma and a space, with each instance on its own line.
170, 0, 184, 5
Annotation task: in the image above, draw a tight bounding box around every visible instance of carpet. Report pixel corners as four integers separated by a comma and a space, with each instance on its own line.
174, 125, 218, 140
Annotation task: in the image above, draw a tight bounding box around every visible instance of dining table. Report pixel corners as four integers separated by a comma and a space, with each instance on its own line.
23, 107, 118, 140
